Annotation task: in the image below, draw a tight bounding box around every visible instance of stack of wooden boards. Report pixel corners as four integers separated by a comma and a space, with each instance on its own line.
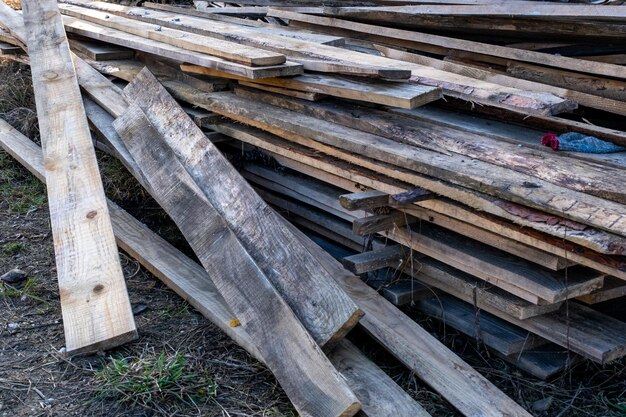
2, 0, 626, 415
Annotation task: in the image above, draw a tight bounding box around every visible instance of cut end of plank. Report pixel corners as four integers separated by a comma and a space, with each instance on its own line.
66, 329, 138, 355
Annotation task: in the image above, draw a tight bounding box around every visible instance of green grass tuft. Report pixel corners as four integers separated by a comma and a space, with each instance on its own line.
2, 241, 24, 255
95, 350, 218, 408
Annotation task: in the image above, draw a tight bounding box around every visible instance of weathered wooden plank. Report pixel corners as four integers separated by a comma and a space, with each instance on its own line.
353, 212, 413, 235
68, 38, 133, 61
382, 280, 433, 306
189, 91, 626, 237
60, 16, 302, 79
122, 69, 362, 347
113, 103, 360, 417
577, 277, 626, 304
21, 0, 136, 354
387, 224, 605, 305
342, 246, 404, 275
414, 259, 563, 320
415, 295, 545, 356
506, 61, 626, 102
238, 81, 326, 101
141, 2, 346, 46
287, 221, 533, 417
183, 67, 441, 109
61, 5, 287, 66
273, 9, 626, 79
377, 45, 626, 116
230, 87, 625, 206
0, 122, 430, 417
213, 121, 626, 264
340, 190, 390, 211
326, 4, 626, 21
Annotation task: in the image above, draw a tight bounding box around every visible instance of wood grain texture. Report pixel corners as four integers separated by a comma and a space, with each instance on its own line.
0, 121, 430, 417
61, 5, 286, 66
121, 68, 362, 347
212, 122, 626, 270
415, 295, 545, 356
271, 9, 626, 79
60, 16, 302, 79
285, 220, 533, 417
342, 246, 404, 275
113, 103, 360, 417
183, 67, 441, 109
190, 91, 626, 237
22, 0, 136, 354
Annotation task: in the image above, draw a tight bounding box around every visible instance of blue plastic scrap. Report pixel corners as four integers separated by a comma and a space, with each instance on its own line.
541, 132, 626, 153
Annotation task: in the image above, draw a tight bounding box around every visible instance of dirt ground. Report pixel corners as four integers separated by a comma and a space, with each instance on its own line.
1, 49, 626, 416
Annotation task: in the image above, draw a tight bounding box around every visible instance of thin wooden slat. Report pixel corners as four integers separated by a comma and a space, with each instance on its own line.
60, 16, 302, 79
0, 120, 431, 417
21, 0, 136, 354
121, 68, 363, 347
113, 103, 360, 417
238, 81, 327, 101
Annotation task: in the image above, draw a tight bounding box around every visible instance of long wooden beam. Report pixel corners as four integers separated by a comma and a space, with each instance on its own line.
21, 0, 136, 354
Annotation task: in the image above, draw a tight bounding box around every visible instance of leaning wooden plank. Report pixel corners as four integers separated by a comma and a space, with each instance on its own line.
60, 17, 302, 79
272, 9, 626, 79
183, 66, 441, 109
329, 340, 432, 417
113, 104, 360, 417
68, 38, 133, 61
61, 6, 286, 66
21, 0, 136, 354
0, 122, 430, 417
213, 122, 626, 266
286, 221, 534, 417
187, 91, 626, 236
122, 68, 362, 347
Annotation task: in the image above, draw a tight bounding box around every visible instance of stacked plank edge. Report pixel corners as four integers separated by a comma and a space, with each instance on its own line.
2, 0, 626, 416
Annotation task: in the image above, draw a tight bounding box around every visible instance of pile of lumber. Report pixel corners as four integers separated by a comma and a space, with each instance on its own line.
2, 0, 626, 415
